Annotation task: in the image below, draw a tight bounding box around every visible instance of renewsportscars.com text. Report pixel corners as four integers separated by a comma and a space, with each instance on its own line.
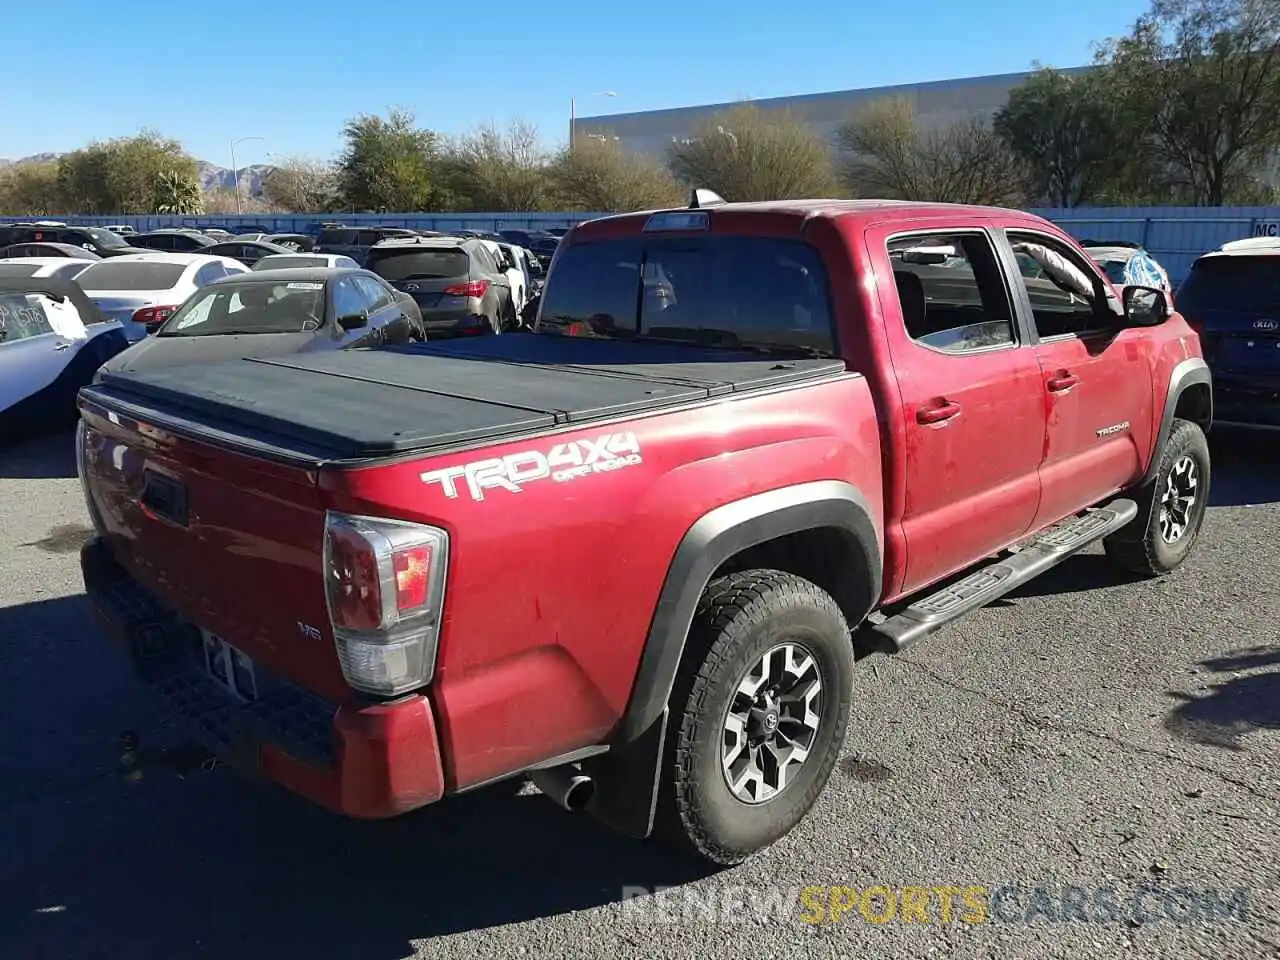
617, 883, 1250, 926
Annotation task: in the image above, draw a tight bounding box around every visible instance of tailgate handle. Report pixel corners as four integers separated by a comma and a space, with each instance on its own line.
140, 472, 188, 527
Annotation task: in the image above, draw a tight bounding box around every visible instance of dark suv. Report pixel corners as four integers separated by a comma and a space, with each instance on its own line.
0, 224, 148, 257
1177, 245, 1280, 430
315, 226, 419, 264
364, 236, 516, 335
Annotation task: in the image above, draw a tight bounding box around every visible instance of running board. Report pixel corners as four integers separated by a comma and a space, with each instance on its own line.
867, 498, 1138, 653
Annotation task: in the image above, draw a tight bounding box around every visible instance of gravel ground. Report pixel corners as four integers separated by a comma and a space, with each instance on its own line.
0, 427, 1277, 960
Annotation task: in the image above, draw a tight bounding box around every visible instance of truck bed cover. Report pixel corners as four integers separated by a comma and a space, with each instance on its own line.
85, 334, 849, 462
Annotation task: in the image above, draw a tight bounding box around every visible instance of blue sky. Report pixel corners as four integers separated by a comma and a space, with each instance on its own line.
1, 0, 1150, 166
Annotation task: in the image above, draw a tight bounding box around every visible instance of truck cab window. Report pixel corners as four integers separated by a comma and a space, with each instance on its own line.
888, 233, 1016, 354
1005, 230, 1109, 339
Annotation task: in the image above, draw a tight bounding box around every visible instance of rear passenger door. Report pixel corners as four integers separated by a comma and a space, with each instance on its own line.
993, 228, 1154, 528
868, 224, 1047, 596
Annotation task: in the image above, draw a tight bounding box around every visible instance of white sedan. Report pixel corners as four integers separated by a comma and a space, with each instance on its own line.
73, 252, 249, 341
0, 257, 95, 282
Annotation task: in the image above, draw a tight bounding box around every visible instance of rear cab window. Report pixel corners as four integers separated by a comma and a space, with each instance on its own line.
538, 234, 836, 352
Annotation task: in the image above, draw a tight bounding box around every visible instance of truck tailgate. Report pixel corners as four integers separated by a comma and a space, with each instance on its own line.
77, 395, 349, 702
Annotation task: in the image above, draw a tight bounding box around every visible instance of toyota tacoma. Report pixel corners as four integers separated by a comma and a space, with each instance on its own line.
77, 193, 1212, 864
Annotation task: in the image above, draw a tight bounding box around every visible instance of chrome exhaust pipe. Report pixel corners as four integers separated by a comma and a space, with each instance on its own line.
530, 764, 595, 812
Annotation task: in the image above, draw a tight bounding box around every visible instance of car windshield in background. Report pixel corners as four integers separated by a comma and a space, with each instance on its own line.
83, 228, 129, 248
366, 248, 469, 281
538, 235, 835, 354
76, 262, 187, 291
1177, 256, 1280, 314
0, 263, 41, 278
1098, 260, 1128, 284
159, 280, 326, 337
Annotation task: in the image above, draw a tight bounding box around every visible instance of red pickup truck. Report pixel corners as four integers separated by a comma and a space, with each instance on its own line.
76, 194, 1212, 865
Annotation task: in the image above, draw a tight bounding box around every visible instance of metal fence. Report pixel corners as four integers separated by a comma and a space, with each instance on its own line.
38, 206, 1280, 284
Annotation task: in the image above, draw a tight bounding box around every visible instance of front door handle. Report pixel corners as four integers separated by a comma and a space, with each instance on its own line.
917, 400, 962, 424
1047, 373, 1079, 392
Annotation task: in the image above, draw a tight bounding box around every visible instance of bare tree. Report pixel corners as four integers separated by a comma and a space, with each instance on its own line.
437, 119, 551, 211
665, 105, 843, 201
837, 98, 1028, 205
548, 136, 684, 212
1102, 0, 1280, 205
262, 155, 338, 213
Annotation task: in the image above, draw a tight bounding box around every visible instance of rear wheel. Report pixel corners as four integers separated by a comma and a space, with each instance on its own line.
654, 569, 853, 865
1104, 418, 1210, 575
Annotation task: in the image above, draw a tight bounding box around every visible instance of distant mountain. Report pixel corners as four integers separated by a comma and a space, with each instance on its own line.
0, 152, 272, 196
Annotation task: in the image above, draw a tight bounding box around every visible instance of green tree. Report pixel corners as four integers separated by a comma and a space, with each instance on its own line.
993, 67, 1128, 207
261, 155, 339, 213
436, 120, 551, 211
0, 161, 63, 215
836, 97, 1028, 205
337, 109, 437, 212
1101, 0, 1280, 205
548, 135, 684, 212
56, 131, 199, 214
665, 105, 842, 202
154, 168, 204, 214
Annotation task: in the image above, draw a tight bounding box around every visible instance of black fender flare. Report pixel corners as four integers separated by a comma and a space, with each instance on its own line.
616, 479, 882, 744
1139, 357, 1213, 487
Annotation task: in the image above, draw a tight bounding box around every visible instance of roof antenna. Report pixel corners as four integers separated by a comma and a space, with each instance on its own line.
689, 188, 726, 209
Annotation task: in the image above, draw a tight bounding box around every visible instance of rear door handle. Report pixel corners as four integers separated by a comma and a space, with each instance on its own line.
1047, 373, 1079, 392
53, 341, 73, 351
917, 400, 961, 424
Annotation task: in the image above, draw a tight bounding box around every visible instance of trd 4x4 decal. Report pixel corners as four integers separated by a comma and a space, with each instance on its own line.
421, 432, 643, 501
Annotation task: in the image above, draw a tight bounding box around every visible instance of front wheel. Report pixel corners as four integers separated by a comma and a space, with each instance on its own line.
1104, 417, 1210, 576
654, 569, 853, 865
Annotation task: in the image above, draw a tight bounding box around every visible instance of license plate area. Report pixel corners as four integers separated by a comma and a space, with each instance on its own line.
201, 630, 258, 702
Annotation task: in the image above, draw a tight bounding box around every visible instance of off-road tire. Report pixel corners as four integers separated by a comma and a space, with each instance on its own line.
653, 569, 854, 865
1104, 418, 1210, 576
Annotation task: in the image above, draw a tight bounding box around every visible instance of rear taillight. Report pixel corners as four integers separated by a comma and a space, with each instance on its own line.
322, 512, 448, 697
443, 280, 489, 298
75, 418, 106, 536
132, 304, 179, 333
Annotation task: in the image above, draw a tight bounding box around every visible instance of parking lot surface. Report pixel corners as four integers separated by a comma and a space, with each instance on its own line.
0, 428, 1277, 960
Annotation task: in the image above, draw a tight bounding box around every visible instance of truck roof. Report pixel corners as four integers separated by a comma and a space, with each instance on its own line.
578, 198, 1036, 233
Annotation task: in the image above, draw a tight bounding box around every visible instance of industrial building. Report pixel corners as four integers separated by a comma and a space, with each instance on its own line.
573, 67, 1091, 158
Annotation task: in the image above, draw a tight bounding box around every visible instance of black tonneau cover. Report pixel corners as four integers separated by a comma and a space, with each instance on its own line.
85, 334, 849, 461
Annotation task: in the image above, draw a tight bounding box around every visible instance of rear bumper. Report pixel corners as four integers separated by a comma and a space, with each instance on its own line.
80, 536, 445, 818
1210, 369, 1280, 429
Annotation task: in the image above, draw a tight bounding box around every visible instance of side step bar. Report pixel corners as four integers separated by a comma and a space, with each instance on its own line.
867, 498, 1138, 653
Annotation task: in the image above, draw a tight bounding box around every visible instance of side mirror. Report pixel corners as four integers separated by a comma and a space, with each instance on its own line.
337, 309, 368, 330
1122, 285, 1170, 326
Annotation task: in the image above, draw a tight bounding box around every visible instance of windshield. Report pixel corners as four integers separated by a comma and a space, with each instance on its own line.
1177, 256, 1280, 314
159, 280, 326, 336
537, 235, 836, 353
76, 261, 186, 291
0, 263, 41, 278
83, 228, 129, 248
365, 248, 469, 281
252, 256, 324, 271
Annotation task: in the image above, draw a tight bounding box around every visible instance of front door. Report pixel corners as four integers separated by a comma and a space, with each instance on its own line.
995, 228, 1155, 528
870, 224, 1047, 597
